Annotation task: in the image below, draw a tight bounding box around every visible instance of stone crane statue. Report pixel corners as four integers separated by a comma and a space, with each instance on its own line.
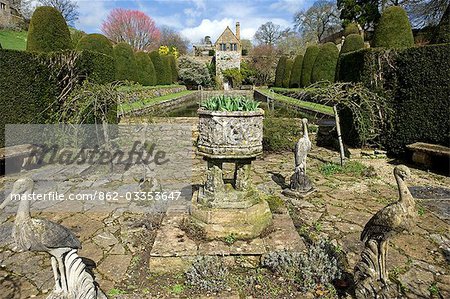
0, 178, 106, 299
354, 165, 416, 298
283, 118, 314, 198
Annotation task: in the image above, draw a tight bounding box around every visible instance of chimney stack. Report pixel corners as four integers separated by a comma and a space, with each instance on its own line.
236, 22, 240, 40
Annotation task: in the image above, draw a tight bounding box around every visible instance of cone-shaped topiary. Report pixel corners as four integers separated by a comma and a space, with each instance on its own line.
341, 34, 365, 54
27, 6, 72, 52
160, 55, 173, 85
168, 54, 178, 83
373, 6, 414, 48
311, 42, 339, 83
282, 59, 293, 88
114, 42, 138, 82
135, 52, 156, 86
289, 54, 303, 88
274, 56, 287, 87
149, 51, 169, 85
344, 23, 360, 37
300, 45, 320, 87
76, 33, 113, 56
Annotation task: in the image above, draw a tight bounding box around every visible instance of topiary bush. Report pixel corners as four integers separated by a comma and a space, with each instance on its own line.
168, 54, 178, 83
114, 42, 138, 82
344, 22, 360, 37
70, 28, 86, 49
263, 115, 302, 152
373, 6, 414, 48
135, 52, 156, 86
27, 6, 72, 52
341, 34, 365, 54
160, 55, 173, 85
282, 58, 293, 88
289, 54, 303, 88
274, 56, 287, 87
149, 51, 170, 85
311, 42, 339, 83
300, 45, 320, 87
76, 33, 113, 57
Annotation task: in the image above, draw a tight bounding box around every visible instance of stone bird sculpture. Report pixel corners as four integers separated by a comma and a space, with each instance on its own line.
354, 165, 416, 298
0, 177, 106, 299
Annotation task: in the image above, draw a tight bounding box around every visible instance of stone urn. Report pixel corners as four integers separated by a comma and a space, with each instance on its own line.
190, 107, 272, 240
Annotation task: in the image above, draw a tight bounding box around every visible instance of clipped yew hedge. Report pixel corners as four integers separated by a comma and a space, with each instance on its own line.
282, 58, 293, 88
344, 23, 360, 37
27, 6, 72, 52
274, 56, 287, 87
76, 33, 113, 56
114, 42, 138, 82
135, 52, 156, 86
149, 51, 170, 85
373, 6, 414, 48
341, 34, 364, 54
311, 42, 339, 83
289, 54, 303, 88
337, 44, 450, 154
300, 45, 319, 87
168, 54, 178, 83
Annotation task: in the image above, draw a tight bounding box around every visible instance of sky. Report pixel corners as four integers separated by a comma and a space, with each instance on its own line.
74, 0, 316, 43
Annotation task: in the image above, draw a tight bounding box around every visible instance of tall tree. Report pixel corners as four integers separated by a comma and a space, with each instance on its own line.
254, 22, 283, 46
38, 0, 79, 26
158, 26, 189, 54
294, 0, 341, 42
406, 0, 450, 26
102, 8, 161, 51
249, 45, 278, 85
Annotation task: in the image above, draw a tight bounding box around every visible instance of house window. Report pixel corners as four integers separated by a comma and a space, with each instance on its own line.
219, 43, 226, 51
1, 3, 6, 10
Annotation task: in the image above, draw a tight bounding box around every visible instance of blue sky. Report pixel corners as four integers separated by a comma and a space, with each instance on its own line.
75, 0, 315, 43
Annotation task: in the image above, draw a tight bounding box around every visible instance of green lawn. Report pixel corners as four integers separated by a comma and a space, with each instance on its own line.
257, 88, 334, 115
0, 30, 27, 50
117, 84, 184, 92
119, 90, 195, 113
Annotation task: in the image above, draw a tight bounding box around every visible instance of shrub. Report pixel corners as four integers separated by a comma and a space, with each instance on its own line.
168, 54, 178, 83
282, 58, 293, 88
300, 45, 320, 87
27, 6, 72, 52
289, 54, 303, 88
76, 33, 113, 57
341, 34, 364, 54
73, 50, 115, 84
263, 116, 302, 152
344, 22, 360, 36
373, 6, 414, 48
222, 68, 243, 88
70, 28, 85, 48
114, 42, 138, 82
178, 56, 212, 87
274, 56, 287, 87
135, 52, 156, 86
311, 42, 339, 83
160, 55, 173, 85
149, 51, 169, 85
185, 256, 228, 292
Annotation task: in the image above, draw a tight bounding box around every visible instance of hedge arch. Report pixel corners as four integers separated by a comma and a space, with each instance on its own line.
114, 42, 138, 82
300, 45, 320, 87
76, 33, 113, 56
282, 58, 293, 88
373, 6, 414, 48
274, 56, 287, 87
341, 34, 365, 54
135, 52, 156, 86
311, 42, 339, 83
289, 54, 303, 88
27, 6, 72, 52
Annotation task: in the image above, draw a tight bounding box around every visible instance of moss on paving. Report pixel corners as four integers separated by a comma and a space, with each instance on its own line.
257, 88, 333, 115
119, 90, 194, 113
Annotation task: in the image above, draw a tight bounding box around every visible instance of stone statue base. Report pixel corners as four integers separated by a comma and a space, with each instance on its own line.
282, 169, 315, 199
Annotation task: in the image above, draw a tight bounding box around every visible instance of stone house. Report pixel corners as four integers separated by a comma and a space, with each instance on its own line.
0, 0, 22, 28
215, 22, 241, 83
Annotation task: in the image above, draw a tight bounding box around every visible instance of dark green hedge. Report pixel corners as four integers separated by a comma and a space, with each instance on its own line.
373, 6, 414, 48
311, 42, 339, 83
300, 45, 319, 87
114, 43, 138, 82
337, 44, 450, 154
341, 34, 365, 54
289, 54, 303, 88
0, 49, 116, 147
344, 23, 360, 37
282, 59, 293, 88
168, 54, 178, 83
149, 51, 170, 85
27, 6, 72, 52
274, 56, 287, 87
160, 55, 173, 85
135, 51, 156, 86
76, 33, 113, 57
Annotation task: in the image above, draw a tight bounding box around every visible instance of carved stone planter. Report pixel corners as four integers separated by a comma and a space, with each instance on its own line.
197, 108, 264, 159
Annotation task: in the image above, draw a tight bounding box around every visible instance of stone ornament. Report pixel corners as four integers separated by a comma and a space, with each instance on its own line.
354, 165, 416, 298
0, 178, 106, 299
283, 118, 314, 198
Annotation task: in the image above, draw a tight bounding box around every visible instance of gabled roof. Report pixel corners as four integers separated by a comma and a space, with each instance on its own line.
214, 26, 240, 45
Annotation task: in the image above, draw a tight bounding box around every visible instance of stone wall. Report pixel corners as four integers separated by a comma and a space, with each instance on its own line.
215, 51, 241, 78
0, 1, 23, 29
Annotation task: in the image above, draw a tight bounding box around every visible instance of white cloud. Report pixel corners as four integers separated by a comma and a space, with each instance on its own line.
75, 1, 110, 32
184, 8, 201, 18
270, 0, 306, 13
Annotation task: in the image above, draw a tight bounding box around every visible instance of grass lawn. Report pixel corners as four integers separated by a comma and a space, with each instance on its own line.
119, 90, 195, 113
0, 30, 27, 50
257, 88, 334, 115
117, 84, 184, 92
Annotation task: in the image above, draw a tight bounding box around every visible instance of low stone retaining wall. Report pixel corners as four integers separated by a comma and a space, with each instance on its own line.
120, 85, 187, 104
